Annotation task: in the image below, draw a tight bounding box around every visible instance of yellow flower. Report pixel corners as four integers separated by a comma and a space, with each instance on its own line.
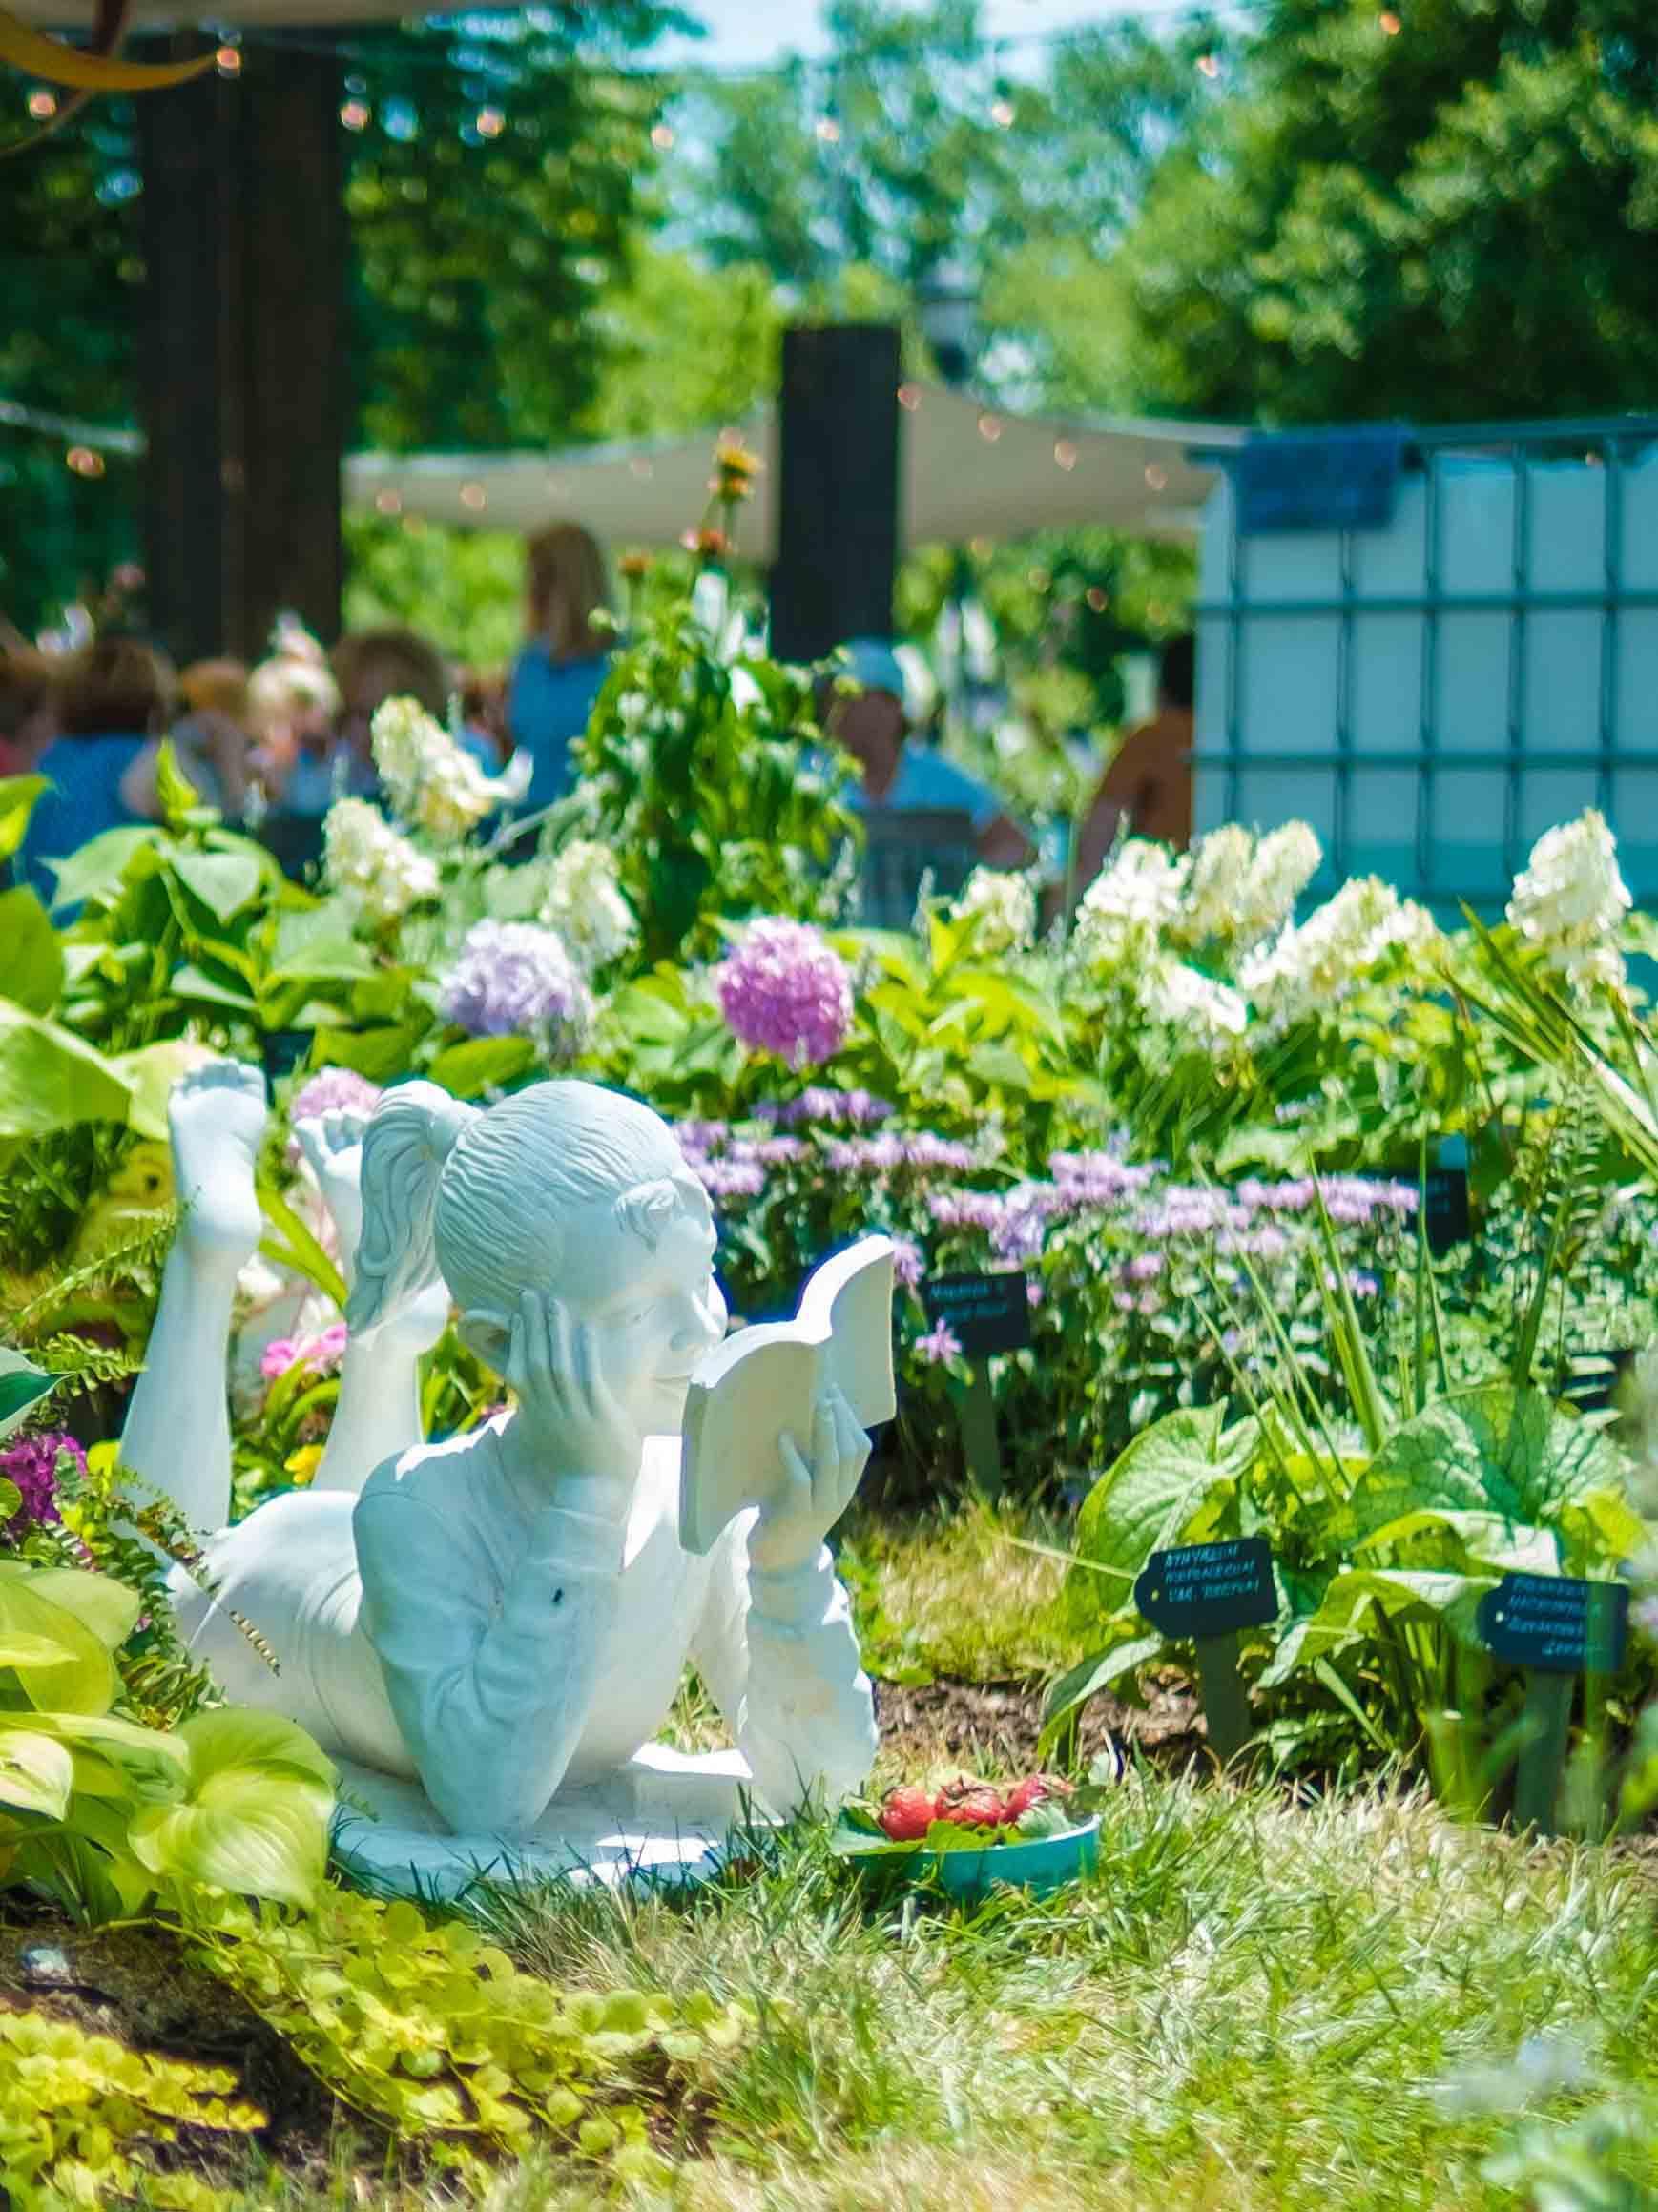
284, 1445, 323, 1486
709, 437, 761, 503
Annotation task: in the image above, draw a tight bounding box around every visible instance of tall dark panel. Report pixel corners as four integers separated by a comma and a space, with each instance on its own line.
771, 323, 901, 663
137, 41, 343, 664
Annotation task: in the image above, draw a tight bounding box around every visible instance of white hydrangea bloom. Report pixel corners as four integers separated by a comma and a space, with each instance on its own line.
322, 797, 440, 924
1241, 875, 1440, 1025
1507, 808, 1631, 991
371, 695, 507, 840
953, 866, 1038, 953
1173, 824, 1254, 947
1234, 821, 1323, 949
1145, 958, 1249, 1046
539, 838, 639, 974
1072, 839, 1189, 976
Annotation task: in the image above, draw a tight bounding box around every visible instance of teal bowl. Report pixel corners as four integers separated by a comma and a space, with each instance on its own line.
925, 1814, 1100, 1902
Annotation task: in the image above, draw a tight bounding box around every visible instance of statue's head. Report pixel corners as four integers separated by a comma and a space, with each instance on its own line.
347, 1078, 726, 1437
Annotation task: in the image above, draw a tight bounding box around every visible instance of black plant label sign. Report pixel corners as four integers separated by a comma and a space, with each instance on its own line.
1134, 1537, 1278, 1639
922, 1271, 1032, 1357
1476, 1573, 1629, 1677
1421, 1166, 1472, 1255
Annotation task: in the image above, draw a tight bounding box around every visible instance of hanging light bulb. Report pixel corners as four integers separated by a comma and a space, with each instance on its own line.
1378, 9, 1402, 31
1196, 51, 1221, 78
814, 115, 840, 143
215, 44, 240, 76
27, 88, 56, 118
340, 98, 370, 131
66, 446, 105, 479
990, 96, 1014, 128
374, 488, 403, 516
651, 121, 674, 150
475, 106, 505, 137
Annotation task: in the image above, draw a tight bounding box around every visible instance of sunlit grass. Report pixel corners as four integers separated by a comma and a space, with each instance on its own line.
839, 1498, 1076, 1682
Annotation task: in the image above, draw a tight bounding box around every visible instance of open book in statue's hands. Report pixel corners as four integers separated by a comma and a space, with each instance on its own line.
678, 1236, 897, 1556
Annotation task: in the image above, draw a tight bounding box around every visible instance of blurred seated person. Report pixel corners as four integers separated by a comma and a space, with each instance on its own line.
1073, 633, 1195, 885
0, 649, 58, 776
331, 626, 450, 796
122, 656, 253, 822
507, 522, 611, 810
18, 637, 174, 902
246, 640, 342, 810
821, 638, 1033, 870
459, 667, 510, 769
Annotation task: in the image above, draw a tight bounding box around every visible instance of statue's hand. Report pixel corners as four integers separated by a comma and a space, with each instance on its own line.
749, 1388, 870, 1577
507, 1289, 638, 1516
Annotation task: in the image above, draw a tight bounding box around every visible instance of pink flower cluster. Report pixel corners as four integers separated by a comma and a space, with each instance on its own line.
260, 1321, 349, 1385
715, 920, 854, 1069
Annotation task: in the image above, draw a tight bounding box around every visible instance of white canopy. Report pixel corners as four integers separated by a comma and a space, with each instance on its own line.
342, 387, 1243, 551
21, 0, 452, 21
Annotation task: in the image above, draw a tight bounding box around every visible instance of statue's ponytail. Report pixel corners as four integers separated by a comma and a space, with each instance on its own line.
345, 1082, 480, 1334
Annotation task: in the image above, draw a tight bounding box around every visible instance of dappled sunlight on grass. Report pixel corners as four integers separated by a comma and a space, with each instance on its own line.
839, 1498, 1078, 1682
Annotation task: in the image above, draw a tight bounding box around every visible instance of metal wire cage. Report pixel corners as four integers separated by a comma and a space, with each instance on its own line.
1191, 416, 1658, 915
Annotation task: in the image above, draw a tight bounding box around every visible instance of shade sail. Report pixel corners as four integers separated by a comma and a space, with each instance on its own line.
342, 388, 1245, 550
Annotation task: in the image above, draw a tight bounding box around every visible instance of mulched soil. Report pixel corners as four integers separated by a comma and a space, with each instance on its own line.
874, 1669, 1205, 1776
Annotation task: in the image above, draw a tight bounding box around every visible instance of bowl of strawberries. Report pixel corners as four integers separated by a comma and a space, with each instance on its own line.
833, 1771, 1102, 1900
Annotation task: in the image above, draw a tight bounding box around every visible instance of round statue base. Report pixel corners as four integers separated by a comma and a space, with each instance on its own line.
330, 1743, 763, 1900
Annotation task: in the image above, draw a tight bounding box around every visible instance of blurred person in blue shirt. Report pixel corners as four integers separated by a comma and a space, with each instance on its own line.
507, 522, 611, 812
19, 636, 173, 905
821, 637, 1032, 868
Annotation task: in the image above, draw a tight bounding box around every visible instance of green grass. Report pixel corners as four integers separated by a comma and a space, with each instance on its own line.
216, 1773, 1658, 2210
838, 1499, 1077, 1683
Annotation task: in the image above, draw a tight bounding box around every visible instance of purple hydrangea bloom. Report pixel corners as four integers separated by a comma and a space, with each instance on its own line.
715, 920, 854, 1068
915, 1318, 963, 1365
440, 920, 591, 1044
1, 1430, 85, 1537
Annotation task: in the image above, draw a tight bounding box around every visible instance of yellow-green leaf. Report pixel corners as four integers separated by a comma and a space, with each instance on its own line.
0, 1725, 73, 1818
0, 10, 215, 88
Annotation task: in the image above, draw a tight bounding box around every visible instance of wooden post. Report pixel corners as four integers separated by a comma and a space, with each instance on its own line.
771, 323, 901, 662
137, 38, 343, 663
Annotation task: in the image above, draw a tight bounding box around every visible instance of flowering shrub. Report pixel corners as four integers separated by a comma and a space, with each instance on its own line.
539, 837, 639, 974
440, 919, 591, 1050
321, 796, 439, 923
370, 695, 516, 838
1505, 806, 1631, 991
715, 918, 855, 1068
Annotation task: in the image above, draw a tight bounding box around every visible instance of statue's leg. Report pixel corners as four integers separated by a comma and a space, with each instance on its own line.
295, 1110, 449, 1496
122, 1061, 269, 1537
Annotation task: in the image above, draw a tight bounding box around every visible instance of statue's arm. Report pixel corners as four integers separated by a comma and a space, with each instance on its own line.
689, 1525, 878, 1818
354, 1489, 625, 1835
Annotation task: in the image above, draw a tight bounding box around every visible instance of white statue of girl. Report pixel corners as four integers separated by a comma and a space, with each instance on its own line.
122, 1064, 878, 1850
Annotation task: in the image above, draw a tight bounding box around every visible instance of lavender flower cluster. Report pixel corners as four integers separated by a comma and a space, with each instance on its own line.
440, 920, 591, 1048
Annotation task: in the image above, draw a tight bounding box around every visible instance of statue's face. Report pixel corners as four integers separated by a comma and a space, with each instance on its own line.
556, 1189, 728, 1436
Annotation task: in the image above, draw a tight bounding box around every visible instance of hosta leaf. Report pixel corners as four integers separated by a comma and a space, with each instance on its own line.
170, 847, 265, 924
0, 1725, 73, 1817
0, 1577, 117, 1713
129, 1769, 332, 1909
0, 1564, 144, 1651
0, 1001, 134, 1137
177, 1707, 339, 1792
31, 1709, 191, 1801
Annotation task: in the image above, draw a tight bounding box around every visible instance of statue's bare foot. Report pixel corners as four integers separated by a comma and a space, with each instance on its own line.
169, 1061, 268, 1271
294, 1108, 367, 1283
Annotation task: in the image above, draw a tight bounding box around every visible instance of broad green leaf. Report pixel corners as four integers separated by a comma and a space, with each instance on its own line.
109, 1038, 214, 1142
46, 824, 158, 911
1553, 1487, 1649, 1575
1040, 1632, 1165, 1737
0, 1478, 18, 1521
2, 1566, 144, 1651
1347, 1385, 1630, 1538
170, 846, 265, 923
169, 961, 260, 1015
130, 1768, 333, 1909
270, 900, 374, 982
0, 1347, 57, 1440
0, 886, 64, 1013
1071, 1407, 1254, 1605
177, 1706, 338, 1792
28, 1709, 190, 1802
1354, 1507, 1560, 1577
0, 1726, 73, 1819
0, 1002, 133, 1137
1257, 1568, 1491, 1690
0, 773, 47, 860
427, 1034, 537, 1099
0, 1578, 117, 1714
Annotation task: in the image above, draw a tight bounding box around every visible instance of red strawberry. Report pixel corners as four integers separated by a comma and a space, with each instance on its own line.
934, 1779, 1010, 1831
1005, 1773, 1075, 1821
878, 1785, 939, 1841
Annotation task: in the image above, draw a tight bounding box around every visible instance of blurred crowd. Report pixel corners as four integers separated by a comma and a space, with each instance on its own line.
3, 512, 1192, 908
